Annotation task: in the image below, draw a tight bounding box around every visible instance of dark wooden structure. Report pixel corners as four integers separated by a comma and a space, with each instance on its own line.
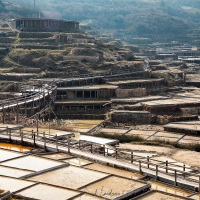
11, 18, 79, 32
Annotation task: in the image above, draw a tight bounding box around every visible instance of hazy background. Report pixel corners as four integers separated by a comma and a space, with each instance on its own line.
1, 0, 200, 36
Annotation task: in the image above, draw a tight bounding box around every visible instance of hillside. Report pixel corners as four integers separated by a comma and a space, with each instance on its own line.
0, 0, 39, 19
5, 0, 200, 36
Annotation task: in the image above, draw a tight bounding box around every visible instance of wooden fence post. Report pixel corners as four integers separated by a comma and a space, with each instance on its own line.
91, 143, 93, 153
21, 131, 23, 145
174, 170, 177, 186
16, 102, 19, 124
131, 152, 134, 163
68, 136, 70, 154
2, 106, 5, 124
199, 176, 200, 193
139, 161, 142, 173
56, 135, 58, 152
156, 165, 158, 180
166, 160, 168, 173
43, 132, 46, 150
33, 133, 36, 147
9, 129, 11, 142
147, 156, 150, 168
79, 140, 81, 149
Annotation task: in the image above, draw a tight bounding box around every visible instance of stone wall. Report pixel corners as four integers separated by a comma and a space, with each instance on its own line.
0, 37, 15, 43
64, 55, 100, 63
110, 110, 153, 124
180, 107, 200, 115
115, 88, 146, 98
19, 32, 54, 39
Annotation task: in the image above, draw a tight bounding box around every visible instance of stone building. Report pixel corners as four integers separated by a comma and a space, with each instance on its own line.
11, 18, 79, 32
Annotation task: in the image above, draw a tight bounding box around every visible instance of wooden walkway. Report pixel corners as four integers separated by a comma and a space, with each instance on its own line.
0, 130, 199, 192
0, 69, 148, 118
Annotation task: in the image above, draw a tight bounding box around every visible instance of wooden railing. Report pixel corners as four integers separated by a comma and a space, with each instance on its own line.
0, 85, 57, 124
85, 121, 105, 135
0, 128, 200, 191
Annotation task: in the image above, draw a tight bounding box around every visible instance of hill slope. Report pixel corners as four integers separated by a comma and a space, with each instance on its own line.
1, 0, 200, 44
6, 0, 200, 34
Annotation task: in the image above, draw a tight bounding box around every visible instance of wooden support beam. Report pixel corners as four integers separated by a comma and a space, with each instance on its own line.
56, 135, 58, 152
91, 143, 93, 153
139, 161, 142, 173
2, 106, 5, 124
21, 131, 23, 145
199, 176, 200, 193
9, 129, 11, 142
68, 136, 70, 154
16, 102, 19, 124
43, 132, 46, 150
147, 156, 150, 168
174, 170, 177, 186
166, 160, 168, 173
131, 152, 134, 163
33, 133, 36, 147
156, 165, 158, 180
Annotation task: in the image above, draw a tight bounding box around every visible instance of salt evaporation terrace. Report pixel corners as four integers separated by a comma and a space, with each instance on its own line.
0, 146, 151, 200
0, 122, 200, 199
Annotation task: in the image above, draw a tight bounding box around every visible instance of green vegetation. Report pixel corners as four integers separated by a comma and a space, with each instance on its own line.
96, 133, 144, 143
8, 0, 200, 36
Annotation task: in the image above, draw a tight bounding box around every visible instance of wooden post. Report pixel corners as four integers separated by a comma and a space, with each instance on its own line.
166, 160, 168, 173
156, 165, 158, 180
32, 97, 35, 115
43, 92, 45, 106
139, 161, 142, 173
183, 164, 186, 172
91, 143, 93, 153
199, 176, 200, 193
9, 129, 11, 142
115, 149, 118, 159
131, 152, 134, 163
56, 135, 58, 152
174, 170, 177, 186
79, 140, 81, 149
147, 156, 150, 168
16, 102, 19, 124
21, 131, 23, 145
43, 132, 46, 150
68, 136, 70, 154
2, 106, 5, 124
103, 145, 106, 156
25, 97, 27, 117
33, 133, 36, 147
36, 115, 39, 134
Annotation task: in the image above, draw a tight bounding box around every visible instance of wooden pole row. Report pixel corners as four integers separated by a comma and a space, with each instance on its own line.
5, 130, 200, 193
